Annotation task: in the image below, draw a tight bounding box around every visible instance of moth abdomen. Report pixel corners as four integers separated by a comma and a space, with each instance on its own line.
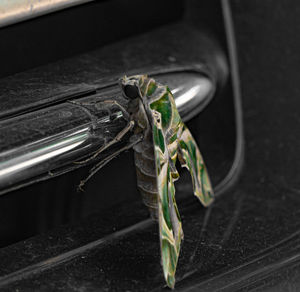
135, 162, 159, 220
133, 138, 159, 220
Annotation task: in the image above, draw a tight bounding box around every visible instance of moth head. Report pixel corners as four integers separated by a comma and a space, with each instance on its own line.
120, 75, 147, 100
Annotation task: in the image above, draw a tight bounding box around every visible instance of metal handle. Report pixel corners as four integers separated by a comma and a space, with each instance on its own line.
0, 71, 214, 194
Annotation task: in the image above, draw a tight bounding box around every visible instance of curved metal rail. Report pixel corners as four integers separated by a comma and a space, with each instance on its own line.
0, 0, 94, 28
0, 71, 214, 194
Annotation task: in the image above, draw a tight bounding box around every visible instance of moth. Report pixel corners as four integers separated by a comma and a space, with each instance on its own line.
78, 75, 214, 289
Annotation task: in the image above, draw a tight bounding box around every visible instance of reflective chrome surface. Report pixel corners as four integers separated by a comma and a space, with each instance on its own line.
0, 72, 214, 194
0, 0, 93, 28
158, 72, 214, 122
0, 128, 88, 183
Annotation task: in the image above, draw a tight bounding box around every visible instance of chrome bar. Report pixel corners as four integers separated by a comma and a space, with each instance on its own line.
0, 72, 214, 194
0, 0, 94, 28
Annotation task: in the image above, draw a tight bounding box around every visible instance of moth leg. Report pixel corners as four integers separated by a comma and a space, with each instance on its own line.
75, 120, 135, 165
69, 99, 130, 121
99, 100, 130, 121
78, 133, 143, 191
177, 124, 214, 206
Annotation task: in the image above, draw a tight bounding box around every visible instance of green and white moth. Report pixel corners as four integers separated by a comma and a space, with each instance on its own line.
121, 75, 214, 289
77, 75, 214, 289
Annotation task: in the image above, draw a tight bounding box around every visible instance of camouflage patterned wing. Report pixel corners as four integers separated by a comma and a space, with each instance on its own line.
151, 109, 183, 289
177, 124, 214, 206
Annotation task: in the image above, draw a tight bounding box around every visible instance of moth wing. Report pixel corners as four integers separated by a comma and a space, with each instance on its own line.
178, 124, 214, 206
151, 110, 183, 289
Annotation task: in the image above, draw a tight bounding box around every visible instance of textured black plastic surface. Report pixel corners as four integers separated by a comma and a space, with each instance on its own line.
0, 0, 184, 79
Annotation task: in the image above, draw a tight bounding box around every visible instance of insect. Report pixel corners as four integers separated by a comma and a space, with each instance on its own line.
77, 75, 214, 289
